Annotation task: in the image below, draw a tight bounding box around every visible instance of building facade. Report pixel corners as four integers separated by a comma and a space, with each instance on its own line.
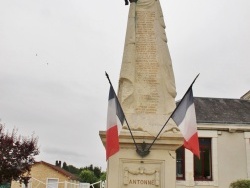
11, 161, 79, 188
176, 93, 250, 188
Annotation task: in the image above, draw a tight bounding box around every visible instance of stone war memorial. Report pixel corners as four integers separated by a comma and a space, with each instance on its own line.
100, 0, 183, 187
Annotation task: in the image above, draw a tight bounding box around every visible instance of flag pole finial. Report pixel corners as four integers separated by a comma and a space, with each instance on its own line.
191, 73, 200, 87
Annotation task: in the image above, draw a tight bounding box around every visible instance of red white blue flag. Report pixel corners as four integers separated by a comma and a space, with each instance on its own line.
172, 88, 200, 158
106, 86, 125, 160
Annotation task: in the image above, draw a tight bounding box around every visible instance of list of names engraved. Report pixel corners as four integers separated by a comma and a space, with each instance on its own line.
135, 11, 159, 114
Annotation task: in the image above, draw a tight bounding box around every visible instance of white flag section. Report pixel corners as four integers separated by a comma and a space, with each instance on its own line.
172, 88, 200, 158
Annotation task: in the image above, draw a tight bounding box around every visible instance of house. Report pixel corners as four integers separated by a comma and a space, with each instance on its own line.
175, 91, 250, 188
11, 161, 80, 188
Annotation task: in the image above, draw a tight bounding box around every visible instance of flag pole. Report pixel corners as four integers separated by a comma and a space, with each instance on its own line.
105, 72, 139, 151
147, 73, 200, 151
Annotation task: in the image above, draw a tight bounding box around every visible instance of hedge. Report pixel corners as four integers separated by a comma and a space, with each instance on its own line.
230, 179, 250, 188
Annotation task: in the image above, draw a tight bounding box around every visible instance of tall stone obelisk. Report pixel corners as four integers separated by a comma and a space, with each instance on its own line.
100, 0, 183, 187
118, 0, 177, 136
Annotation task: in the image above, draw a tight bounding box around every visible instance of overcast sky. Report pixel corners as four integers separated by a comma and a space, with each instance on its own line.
0, 0, 249, 170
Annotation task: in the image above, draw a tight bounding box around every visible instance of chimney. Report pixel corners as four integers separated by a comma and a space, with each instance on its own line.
55, 160, 61, 168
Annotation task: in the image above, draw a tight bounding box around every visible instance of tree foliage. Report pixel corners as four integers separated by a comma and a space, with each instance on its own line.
62, 163, 80, 175
0, 125, 39, 184
62, 162, 105, 184
67, 165, 80, 175
62, 162, 69, 171
82, 165, 102, 179
100, 172, 106, 181
79, 170, 98, 184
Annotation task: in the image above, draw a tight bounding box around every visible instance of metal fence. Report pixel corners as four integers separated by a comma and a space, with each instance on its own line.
28, 178, 105, 188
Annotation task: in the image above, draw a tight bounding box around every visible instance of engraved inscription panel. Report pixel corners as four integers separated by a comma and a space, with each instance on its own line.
135, 11, 159, 114
120, 159, 164, 188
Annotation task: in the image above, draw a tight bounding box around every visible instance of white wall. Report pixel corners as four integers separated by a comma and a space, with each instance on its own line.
217, 131, 248, 187
176, 129, 249, 188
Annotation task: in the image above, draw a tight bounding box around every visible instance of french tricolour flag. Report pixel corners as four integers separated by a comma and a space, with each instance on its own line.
106, 86, 125, 160
172, 88, 200, 158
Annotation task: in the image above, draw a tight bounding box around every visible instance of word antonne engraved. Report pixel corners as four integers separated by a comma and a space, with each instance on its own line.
123, 167, 160, 186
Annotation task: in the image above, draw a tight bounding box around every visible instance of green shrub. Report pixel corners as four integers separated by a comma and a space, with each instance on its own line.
230, 179, 250, 188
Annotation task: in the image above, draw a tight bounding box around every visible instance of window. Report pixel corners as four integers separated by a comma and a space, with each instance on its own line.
194, 138, 212, 181
176, 146, 185, 180
176, 138, 212, 181
47, 179, 58, 188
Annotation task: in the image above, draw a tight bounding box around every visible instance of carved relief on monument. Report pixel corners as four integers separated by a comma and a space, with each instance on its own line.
118, 0, 178, 136
123, 167, 160, 186
120, 159, 164, 188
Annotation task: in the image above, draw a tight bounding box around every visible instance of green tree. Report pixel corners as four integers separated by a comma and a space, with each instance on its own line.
79, 169, 98, 184
62, 162, 69, 171
93, 167, 101, 179
83, 164, 93, 171
100, 172, 106, 181
83, 165, 102, 179
61, 162, 106, 185
67, 165, 80, 175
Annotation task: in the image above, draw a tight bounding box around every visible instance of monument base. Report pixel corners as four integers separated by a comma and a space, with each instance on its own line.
99, 130, 183, 188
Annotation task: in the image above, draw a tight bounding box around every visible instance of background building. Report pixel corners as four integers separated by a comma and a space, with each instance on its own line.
11, 161, 80, 188
176, 90, 250, 188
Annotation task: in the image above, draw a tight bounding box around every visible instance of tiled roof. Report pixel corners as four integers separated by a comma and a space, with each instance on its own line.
193, 97, 250, 124
241, 90, 250, 100
34, 161, 79, 180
